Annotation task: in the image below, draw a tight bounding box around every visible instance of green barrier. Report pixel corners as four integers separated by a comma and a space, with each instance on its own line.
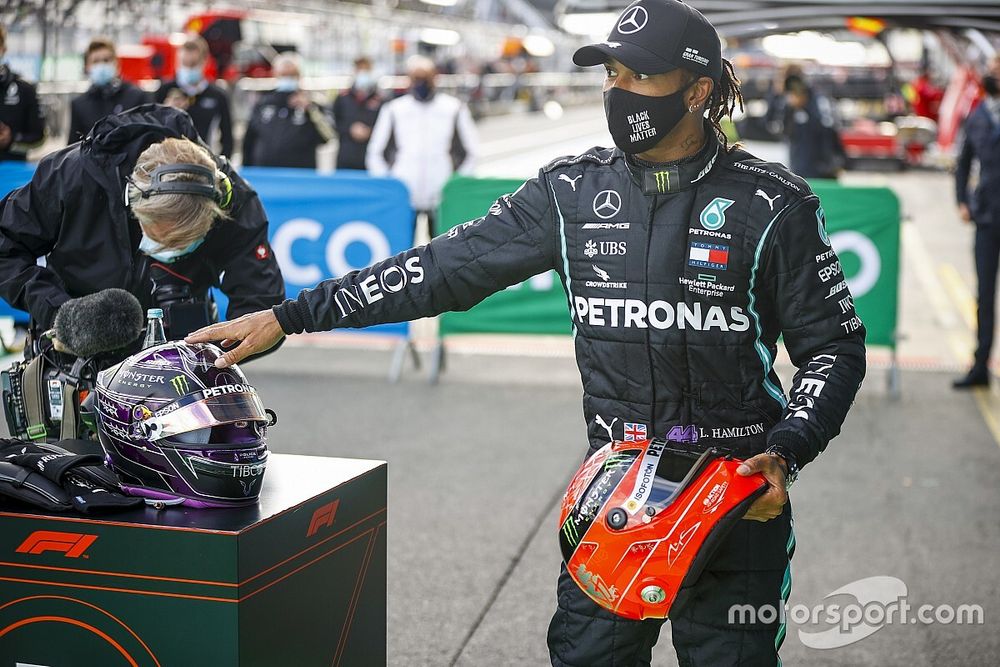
811, 182, 900, 349
436, 177, 900, 350
437, 177, 571, 336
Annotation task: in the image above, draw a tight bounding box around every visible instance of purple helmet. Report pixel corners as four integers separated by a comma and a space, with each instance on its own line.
94, 342, 272, 508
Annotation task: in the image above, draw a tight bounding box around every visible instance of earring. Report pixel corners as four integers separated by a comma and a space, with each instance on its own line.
689, 105, 698, 113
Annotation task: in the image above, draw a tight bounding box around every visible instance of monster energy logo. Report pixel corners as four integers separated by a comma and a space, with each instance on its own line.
654, 170, 670, 193
562, 517, 580, 546
170, 375, 190, 395
603, 453, 633, 471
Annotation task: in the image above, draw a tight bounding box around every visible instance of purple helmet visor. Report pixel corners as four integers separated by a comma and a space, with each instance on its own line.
142, 385, 269, 446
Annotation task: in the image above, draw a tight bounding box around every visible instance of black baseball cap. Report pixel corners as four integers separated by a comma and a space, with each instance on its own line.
573, 0, 723, 82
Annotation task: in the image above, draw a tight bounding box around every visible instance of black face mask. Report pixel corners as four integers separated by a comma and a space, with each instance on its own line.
412, 79, 433, 101
603, 80, 695, 154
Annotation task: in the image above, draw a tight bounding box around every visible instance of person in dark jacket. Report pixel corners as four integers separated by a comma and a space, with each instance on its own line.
241, 53, 333, 169
782, 74, 845, 180
954, 73, 1000, 388
68, 37, 150, 143
0, 25, 46, 161
331, 56, 383, 170
154, 34, 234, 158
188, 2, 866, 665
0, 104, 285, 346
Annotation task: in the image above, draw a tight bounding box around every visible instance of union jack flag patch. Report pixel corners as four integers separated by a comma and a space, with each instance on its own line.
623, 423, 647, 442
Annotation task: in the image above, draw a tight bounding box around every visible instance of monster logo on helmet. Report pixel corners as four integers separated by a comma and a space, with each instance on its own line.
94, 342, 275, 508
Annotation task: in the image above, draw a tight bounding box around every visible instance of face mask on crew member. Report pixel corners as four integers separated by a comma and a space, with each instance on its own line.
139, 232, 205, 263
603, 79, 696, 154
176, 66, 204, 88
274, 77, 298, 93
354, 71, 376, 92
89, 62, 116, 87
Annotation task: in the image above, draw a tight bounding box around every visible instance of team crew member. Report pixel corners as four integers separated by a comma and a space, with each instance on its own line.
155, 34, 234, 158
241, 53, 333, 169
68, 37, 150, 143
0, 26, 46, 161
331, 56, 384, 171
366, 55, 478, 220
954, 72, 1000, 388
188, 2, 866, 664
0, 104, 285, 344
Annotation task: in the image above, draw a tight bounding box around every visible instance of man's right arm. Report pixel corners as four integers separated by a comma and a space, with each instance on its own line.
0, 155, 73, 328
273, 171, 556, 334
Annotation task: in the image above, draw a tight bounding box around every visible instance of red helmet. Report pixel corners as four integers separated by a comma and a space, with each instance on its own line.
558, 439, 768, 620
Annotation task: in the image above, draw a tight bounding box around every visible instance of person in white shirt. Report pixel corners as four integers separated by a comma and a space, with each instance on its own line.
366, 55, 478, 227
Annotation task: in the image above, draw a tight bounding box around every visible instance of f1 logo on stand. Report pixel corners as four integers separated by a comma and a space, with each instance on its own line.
15, 531, 98, 558
306, 499, 340, 538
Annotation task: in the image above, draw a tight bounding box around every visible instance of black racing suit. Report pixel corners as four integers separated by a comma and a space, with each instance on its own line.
273, 128, 867, 666
0, 104, 286, 343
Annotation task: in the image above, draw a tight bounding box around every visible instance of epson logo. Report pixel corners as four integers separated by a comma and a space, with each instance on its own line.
573, 297, 750, 331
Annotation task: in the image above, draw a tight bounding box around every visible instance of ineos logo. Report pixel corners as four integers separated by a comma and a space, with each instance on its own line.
617, 5, 648, 34
593, 190, 622, 219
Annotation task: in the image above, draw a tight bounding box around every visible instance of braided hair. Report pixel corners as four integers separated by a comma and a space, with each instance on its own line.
684, 59, 745, 152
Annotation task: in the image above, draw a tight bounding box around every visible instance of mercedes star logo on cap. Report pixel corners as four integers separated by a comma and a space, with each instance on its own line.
617, 5, 649, 35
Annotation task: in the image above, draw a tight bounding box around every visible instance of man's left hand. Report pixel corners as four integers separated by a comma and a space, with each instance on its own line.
737, 453, 788, 522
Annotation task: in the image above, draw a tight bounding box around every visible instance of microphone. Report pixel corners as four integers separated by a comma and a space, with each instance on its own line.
52, 289, 145, 357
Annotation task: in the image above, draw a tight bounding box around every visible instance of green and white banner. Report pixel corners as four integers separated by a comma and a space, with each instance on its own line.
436, 177, 900, 348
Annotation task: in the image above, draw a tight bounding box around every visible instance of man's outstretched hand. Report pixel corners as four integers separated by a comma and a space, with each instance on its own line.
736, 453, 788, 522
185, 309, 285, 368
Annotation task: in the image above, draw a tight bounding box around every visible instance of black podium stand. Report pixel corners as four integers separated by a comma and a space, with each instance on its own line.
0, 453, 387, 667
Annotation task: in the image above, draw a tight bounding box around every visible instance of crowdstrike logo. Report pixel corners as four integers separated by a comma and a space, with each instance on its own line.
587, 264, 627, 289
574, 297, 750, 331
617, 5, 648, 34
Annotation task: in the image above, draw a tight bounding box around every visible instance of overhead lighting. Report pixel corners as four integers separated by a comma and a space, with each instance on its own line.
419, 28, 461, 46
420, 0, 459, 6
761, 32, 886, 67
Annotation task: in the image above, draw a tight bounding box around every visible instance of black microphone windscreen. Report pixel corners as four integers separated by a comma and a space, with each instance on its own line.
54, 289, 145, 357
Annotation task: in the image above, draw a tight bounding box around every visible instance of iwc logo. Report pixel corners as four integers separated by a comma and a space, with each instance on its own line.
700, 197, 735, 230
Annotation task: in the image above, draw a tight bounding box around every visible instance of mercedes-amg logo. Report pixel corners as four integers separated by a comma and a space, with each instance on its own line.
593, 190, 622, 219
617, 5, 648, 34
